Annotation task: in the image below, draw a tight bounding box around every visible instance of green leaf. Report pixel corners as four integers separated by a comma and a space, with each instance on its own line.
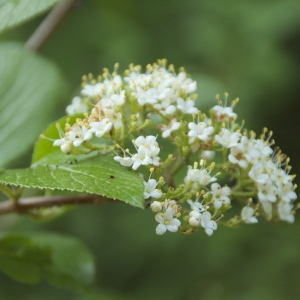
0, 235, 51, 284
32, 114, 83, 163
0, 0, 59, 35
0, 151, 145, 208
0, 232, 95, 291
0, 42, 66, 167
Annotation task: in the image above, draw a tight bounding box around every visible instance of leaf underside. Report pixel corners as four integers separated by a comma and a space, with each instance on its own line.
0, 42, 65, 167
0, 0, 59, 34
0, 232, 95, 291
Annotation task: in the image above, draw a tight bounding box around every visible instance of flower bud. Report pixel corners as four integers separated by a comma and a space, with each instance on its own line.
150, 201, 162, 212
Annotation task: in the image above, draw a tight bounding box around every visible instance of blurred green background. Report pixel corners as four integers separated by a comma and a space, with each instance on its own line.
1, 0, 300, 299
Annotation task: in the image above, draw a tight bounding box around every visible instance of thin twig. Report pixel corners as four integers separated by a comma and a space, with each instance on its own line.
25, 0, 77, 52
0, 194, 113, 216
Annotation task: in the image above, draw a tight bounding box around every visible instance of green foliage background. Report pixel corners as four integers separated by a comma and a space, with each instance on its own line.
1, 0, 300, 299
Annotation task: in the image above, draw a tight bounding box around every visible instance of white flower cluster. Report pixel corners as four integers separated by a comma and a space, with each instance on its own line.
55, 61, 199, 153
54, 60, 297, 237
216, 128, 297, 223
54, 72, 125, 154
181, 180, 230, 236
114, 135, 160, 170
126, 65, 197, 115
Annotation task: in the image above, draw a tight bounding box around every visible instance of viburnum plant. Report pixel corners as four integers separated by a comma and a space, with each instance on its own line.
1, 59, 297, 237
1, 1, 300, 294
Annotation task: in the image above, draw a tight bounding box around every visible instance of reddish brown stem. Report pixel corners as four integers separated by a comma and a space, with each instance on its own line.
25, 0, 77, 51
0, 194, 113, 216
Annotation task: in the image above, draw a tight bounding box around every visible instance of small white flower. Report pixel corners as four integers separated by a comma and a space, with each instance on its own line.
103, 74, 123, 94
278, 201, 295, 223
253, 139, 273, 158
241, 137, 261, 162
241, 206, 258, 224
215, 128, 241, 148
212, 105, 237, 122
187, 199, 205, 212
228, 146, 248, 169
132, 87, 158, 105
228, 136, 260, 168
160, 119, 180, 138
277, 182, 297, 203
89, 118, 113, 138
110, 90, 126, 106
155, 207, 181, 235
113, 155, 133, 167
268, 165, 292, 186
187, 199, 206, 227
249, 163, 270, 184
67, 124, 93, 147
131, 135, 161, 170
134, 135, 159, 152
66, 97, 88, 115
177, 98, 198, 114
157, 87, 178, 103
144, 179, 162, 199
124, 72, 152, 88
200, 211, 218, 236
185, 165, 217, 187
188, 121, 214, 143
189, 210, 201, 227
209, 183, 231, 209
81, 83, 103, 97
257, 179, 277, 202
174, 72, 197, 93
53, 125, 73, 153
132, 148, 160, 170
162, 199, 180, 216
154, 98, 176, 115
53, 138, 72, 154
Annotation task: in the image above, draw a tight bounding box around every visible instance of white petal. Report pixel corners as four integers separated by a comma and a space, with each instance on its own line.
149, 190, 162, 198
166, 224, 179, 232
156, 224, 167, 235
205, 228, 213, 236
155, 212, 164, 223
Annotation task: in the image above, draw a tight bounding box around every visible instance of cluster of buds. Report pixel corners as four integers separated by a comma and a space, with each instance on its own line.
52, 59, 298, 236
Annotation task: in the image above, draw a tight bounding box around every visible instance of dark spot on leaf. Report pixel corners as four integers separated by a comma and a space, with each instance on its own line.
109, 175, 115, 179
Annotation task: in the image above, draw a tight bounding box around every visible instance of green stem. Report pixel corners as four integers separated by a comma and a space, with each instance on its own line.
162, 153, 185, 188
0, 184, 15, 200
167, 152, 186, 177
231, 191, 256, 198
